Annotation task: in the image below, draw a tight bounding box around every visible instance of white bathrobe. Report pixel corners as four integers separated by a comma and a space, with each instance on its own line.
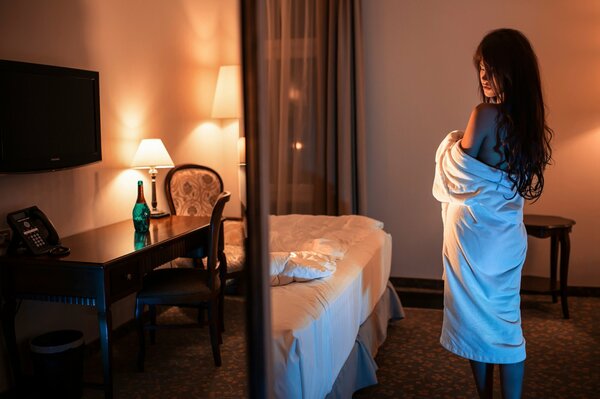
432, 131, 527, 364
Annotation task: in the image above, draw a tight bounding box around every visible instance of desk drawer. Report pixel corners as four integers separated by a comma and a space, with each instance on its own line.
110, 263, 142, 299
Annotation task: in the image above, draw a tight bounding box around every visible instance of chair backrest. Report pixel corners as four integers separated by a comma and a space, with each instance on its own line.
206, 191, 231, 289
165, 164, 224, 217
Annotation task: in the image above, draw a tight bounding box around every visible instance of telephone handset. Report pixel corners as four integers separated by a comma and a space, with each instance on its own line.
6, 206, 70, 256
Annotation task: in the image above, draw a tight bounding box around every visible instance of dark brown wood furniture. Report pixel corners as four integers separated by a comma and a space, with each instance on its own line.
135, 192, 230, 370
0, 215, 211, 399
165, 164, 246, 331
522, 214, 576, 319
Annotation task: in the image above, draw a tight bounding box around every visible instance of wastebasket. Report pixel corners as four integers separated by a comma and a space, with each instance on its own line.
30, 330, 85, 399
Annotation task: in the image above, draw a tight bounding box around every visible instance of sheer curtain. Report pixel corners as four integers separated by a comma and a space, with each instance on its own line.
265, 0, 366, 215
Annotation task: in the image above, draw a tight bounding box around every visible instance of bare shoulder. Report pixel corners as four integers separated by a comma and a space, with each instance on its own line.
461, 103, 499, 157
472, 103, 500, 126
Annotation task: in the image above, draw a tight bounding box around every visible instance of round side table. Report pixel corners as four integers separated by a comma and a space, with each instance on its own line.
523, 214, 576, 319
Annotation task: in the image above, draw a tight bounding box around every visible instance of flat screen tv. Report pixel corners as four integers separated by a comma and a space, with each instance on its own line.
0, 59, 102, 173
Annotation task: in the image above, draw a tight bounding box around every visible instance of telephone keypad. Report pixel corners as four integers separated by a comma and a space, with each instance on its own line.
32, 232, 44, 247
25, 229, 46, 248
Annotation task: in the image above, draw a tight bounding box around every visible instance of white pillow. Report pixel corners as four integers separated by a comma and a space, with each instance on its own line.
270, 251, 336, 286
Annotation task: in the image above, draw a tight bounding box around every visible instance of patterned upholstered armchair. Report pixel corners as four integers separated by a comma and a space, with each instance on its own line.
165, 164, 245, 281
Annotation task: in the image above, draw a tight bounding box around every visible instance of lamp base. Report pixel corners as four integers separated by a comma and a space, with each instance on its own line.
150, 210, 170, 219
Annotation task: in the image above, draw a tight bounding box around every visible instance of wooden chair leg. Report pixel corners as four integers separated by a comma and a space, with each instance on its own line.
208, 302, 222, 367
135, 300, 146, 372
218, 294, 225, 334
218, 250, 227, 333
149, 305, 157, 344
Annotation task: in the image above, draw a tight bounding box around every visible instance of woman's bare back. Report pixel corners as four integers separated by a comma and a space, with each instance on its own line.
460, 103, 507, 171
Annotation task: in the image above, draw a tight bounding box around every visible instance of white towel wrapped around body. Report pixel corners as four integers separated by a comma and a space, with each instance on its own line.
433, 130, 527, 364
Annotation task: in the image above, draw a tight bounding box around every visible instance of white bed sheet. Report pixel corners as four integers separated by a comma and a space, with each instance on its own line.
270, 215, 392, 399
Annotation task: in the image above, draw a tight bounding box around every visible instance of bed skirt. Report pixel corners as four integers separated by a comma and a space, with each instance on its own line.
325, 281, 404, 398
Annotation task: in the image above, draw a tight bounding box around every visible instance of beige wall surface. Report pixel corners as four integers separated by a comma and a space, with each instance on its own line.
0, 0, 240, 391
362, 0, 600, 286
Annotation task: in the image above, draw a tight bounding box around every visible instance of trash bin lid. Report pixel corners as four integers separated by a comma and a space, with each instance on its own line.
30, 330, 84, 354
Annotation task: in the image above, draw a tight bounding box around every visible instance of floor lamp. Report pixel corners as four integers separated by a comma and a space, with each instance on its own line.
212, 65, 245, 222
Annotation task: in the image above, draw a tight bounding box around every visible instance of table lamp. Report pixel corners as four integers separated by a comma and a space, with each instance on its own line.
131, 138, 175, 218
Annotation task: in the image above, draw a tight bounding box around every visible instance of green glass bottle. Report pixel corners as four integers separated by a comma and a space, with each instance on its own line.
132, 180, 150, 233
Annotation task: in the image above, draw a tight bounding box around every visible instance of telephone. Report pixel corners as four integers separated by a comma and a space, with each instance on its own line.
6, 206, 70, 256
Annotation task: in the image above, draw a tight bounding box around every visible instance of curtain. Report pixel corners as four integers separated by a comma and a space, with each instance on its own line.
265, 0, 366, 215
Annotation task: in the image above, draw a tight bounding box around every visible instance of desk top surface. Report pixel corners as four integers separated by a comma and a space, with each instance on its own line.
2, 215, 210, 267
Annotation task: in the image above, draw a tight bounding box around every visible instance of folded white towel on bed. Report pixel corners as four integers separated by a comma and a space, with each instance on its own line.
270, 251, 336, 286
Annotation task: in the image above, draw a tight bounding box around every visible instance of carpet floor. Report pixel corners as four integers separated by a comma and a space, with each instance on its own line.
355, 295, 600, 398
79, 294, 599, 398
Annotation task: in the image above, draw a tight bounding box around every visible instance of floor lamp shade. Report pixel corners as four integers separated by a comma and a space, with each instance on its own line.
212, 65, 242, 119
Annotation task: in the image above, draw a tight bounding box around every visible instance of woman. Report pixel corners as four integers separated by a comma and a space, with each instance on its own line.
432, 28, 553, 399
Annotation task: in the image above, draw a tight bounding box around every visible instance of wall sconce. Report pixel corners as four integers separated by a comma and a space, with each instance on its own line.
131, 138, 174, 218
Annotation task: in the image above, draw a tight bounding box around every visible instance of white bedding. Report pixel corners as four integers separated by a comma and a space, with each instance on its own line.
268, 214, 382, 286
270, 214, 392, 399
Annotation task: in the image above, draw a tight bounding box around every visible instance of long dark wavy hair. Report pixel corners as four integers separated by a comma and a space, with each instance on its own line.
474, 28, 553, 201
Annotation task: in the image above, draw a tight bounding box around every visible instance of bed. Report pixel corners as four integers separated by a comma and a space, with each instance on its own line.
268, 214, 404, 399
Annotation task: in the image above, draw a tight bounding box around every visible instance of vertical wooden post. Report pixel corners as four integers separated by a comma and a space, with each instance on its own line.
240, 1, 274, 398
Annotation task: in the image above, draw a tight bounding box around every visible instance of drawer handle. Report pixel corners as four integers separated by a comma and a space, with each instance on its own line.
126, 273, 133, 281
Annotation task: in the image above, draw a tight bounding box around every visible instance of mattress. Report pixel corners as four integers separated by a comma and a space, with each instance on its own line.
270, 215, 392, 399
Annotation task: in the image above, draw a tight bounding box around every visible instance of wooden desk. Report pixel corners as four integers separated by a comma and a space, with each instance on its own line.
0, 215, 211, 398
522, 214, 575, 319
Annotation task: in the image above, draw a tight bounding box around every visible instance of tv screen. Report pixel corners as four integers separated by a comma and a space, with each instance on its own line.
0, 59, 102, 173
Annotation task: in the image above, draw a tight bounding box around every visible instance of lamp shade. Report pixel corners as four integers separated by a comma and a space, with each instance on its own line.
211, 65, 241, 118
131, 139, 174, 169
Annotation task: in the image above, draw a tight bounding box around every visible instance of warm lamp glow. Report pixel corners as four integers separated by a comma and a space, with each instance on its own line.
212, 66, 245, 218
211, 65, 241, 118
131, 139, 174, 217
131, 139, 175, 169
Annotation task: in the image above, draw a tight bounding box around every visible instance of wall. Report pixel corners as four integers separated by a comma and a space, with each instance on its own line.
0, 0, 240, 391
362, 0, 600, 285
